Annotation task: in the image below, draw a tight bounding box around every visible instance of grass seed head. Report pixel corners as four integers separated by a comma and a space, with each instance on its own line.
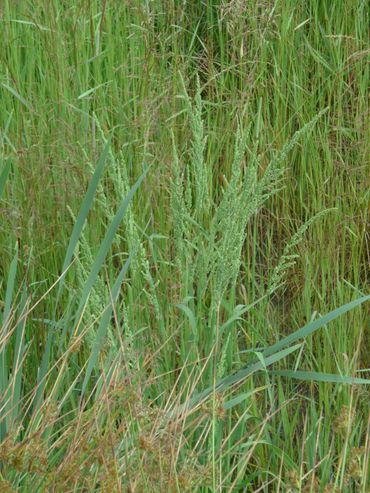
334, 405, 356, 435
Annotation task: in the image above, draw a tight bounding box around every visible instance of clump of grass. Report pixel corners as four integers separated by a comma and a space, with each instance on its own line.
0, 0, 369, 491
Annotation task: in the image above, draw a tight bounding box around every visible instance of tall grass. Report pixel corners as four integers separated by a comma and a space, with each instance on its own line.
0, 1, 369, 491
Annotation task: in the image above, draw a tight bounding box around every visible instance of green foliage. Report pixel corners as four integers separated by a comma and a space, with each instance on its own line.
0, 1, 369, 491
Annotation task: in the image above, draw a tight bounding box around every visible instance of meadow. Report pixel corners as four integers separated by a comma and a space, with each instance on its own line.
0, 1, 369, 491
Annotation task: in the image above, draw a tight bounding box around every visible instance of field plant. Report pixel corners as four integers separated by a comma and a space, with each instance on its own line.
0, 1, 369, 492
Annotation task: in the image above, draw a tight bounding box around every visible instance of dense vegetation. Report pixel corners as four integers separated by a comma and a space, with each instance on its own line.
0, 1, 369, 491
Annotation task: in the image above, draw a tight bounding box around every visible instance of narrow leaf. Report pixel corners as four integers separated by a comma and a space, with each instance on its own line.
0, 161, 11, 200
80, 254, 132, 399
192, 344, 302, 404
271, 370, 370, 385
77, 81, 112, 100
74, 167, 148, 331
58, 139, 111, 293
1, 83, 33, 110
263, 295, 370, 358
35, 141, 111, 409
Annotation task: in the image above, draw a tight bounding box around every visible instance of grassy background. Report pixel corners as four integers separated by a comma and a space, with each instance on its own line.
0, 0, 369, 491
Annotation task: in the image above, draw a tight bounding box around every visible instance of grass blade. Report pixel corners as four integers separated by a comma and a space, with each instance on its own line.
262, 295, 370, 358
192, 344, 302, 405
73, 167, 148, 332
77, 82, 112, 100
271, 370, 370, 385
57, 139, 111, 294
0, 246, 18, 440
35, 141, 111, 409
1, 83, 33, 110
80, 254, 132, 399
8, 288, 28, 432
2, 244, 18, 325
0, 161, 11, 200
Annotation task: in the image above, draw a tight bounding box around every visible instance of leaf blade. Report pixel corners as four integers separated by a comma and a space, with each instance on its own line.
262, 295, 370, 358
271, 370, 370, 385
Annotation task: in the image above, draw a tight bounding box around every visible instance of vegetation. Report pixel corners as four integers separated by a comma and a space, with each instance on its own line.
0, 1, 369, 491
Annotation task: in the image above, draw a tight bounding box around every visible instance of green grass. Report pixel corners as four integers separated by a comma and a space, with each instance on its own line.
0, 1, 369, 491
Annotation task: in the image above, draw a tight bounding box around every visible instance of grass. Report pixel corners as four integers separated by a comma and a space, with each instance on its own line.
0, 0, 369, 491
